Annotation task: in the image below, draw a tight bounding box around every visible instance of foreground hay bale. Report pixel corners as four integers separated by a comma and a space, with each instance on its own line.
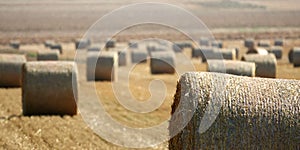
0, 54, 26, 87
50, 43, 62, 54
37, 50, 59, 61
244, 38, 255, 48
274, 38, 284, 46
131, 49, 148, 63
199, 37, 210, 46
150, 51, 175, 74
87, 51, 118, 81
268, 46, 283, 59
293, 48, 300, 67
242, 54, 277, 78
75, 38, 91, 49
9, 40, 20, 49
22, 61, 78, 115
207, 60, 255, 77
169, 72, 300, 150
258, 40, 271, 48
211, 40, 223, 48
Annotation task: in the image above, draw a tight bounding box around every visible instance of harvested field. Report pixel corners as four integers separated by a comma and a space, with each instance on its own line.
1, 0, 300, 149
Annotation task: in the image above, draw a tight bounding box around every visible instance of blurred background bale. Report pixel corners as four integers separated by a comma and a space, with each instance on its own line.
150, 51, 176, 74
267, 46, 283, 59
0, 54, 26, 87
86, 51, 118, 81
242, 54, 277, 78
207, 59, 255, 77
22, 61, 78, 116
131, 49, 148, 63
9, 40, 20, 49
37, 50, 59, 61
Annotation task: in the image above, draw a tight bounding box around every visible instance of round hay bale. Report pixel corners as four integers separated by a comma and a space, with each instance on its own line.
268, 46, 283, 59
50, 43, 62, 54
150, 51, 176, 74
215, 48, 236, 60
246, 47, 269, 55
37, 50, 59, 61
192, 46, 214, 60
207, 60, 255, 77
19, 49, 38, 61
242, 54, 277, 78
87, 51, 118, 81
293, 47, 300, 67
169, 72, 300, 149
244, 38, 255, 48
22, 61, 78, 116
0, 48, 37, 61
172, 43, 182, 53
199, 37, 210, 46
289, 47, 300, 64
44, 40, 55, 48
105, 39, 116, 48
75, 39, 90, 49
128, 40, 138, 48
0, 54, 26, 87
117, 50, 129, 66
211, 40, 223, 48
9, 40, 20, 49
87, 45, 101, 52
274, 38, 284, 46
258, 40, 271, 48
131, 49, 148, 63
227, 47, 239, 59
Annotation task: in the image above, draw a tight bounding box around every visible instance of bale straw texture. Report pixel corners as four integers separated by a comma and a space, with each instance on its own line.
117, 50, 129, 66
169, 72, 300, 150
150, 51, 176, 74
22, 61, 78, 116
207, 60, 255, 77
87, 51, 118, 81
0, 54, 26, 87
37, 50, 59, 61
242, 54, 277, 78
